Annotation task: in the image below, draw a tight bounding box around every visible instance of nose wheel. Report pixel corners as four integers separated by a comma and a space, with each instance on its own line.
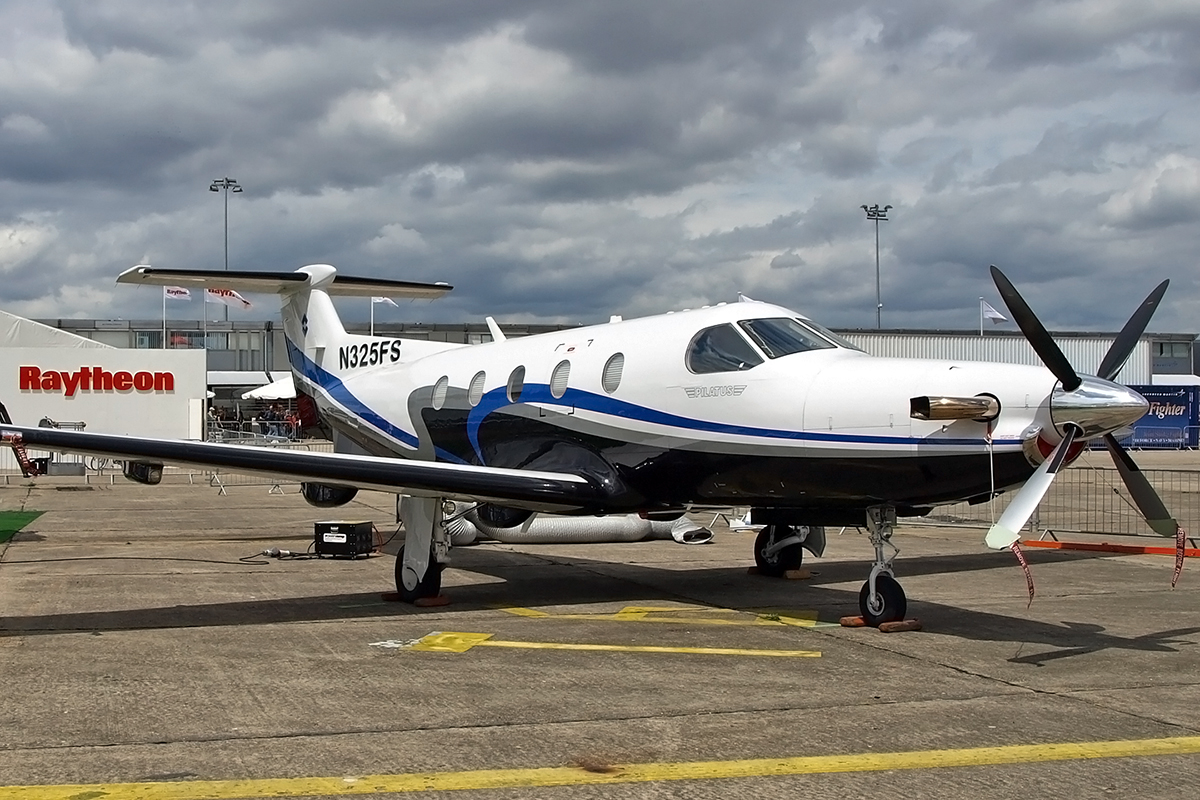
859, 573, 906, 627
857, 505, 908, 627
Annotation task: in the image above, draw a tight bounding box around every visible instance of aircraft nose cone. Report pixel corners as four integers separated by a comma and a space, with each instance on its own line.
1050, 376, 1148, 438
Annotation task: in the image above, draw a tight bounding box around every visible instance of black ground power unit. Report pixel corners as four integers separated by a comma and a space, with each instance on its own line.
314, 521, 375, 558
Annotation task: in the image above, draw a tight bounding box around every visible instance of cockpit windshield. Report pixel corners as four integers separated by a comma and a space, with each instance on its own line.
737, 317, 836, 359
799, 318, 865, 352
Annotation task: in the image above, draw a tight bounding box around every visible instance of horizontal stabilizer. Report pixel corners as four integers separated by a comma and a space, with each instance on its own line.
118, 265, 452, 300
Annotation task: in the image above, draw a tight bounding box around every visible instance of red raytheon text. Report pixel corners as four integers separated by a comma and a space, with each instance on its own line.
19, 366, 175, 397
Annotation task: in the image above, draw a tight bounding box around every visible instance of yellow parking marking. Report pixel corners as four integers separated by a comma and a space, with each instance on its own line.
497, 605, 550, 617
496, 604, 831, 627
390, 631, 821, 658
6, 736, 1200, 799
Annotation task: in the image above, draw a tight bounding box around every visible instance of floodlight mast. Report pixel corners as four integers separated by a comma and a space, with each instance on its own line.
861, 203, 892, 329
209, 177, 243, 322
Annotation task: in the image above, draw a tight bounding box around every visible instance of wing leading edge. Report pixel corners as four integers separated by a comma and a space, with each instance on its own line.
0, 425, 600, 513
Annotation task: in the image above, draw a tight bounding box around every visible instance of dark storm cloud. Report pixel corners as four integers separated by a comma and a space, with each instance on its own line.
983, 118, 1162, 185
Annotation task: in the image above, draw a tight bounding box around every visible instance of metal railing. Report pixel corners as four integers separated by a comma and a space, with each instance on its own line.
206, 420, 300, 443
924, 465, 1200, 537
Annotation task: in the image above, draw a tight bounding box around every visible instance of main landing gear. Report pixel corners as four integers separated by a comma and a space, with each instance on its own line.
754, 524, 805, 576
395, 496, 450, 602
859, 505, 907, 626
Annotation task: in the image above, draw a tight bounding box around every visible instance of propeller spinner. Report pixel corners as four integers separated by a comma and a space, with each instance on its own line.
984, 267, 1180, 557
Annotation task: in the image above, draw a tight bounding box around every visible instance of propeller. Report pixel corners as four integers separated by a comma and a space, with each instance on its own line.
985, 423, 1079, 549
989, 265, 1080, 392
985, 268, 1180, 553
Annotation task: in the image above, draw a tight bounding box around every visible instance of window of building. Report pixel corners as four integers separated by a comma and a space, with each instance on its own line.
686, 324, 764, 374
1155, 342, 1190, 359
134, 331, 162, 349
168, 331, 205, 349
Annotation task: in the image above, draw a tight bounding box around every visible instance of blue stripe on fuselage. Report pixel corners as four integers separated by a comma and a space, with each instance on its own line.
285, 338, 1014, 465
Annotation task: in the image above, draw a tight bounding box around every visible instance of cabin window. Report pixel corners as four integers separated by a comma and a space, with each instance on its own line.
602, 353, 624, 394
550, 360, 571, 399
737, 318, 835, 358
686, 324, 763, 374
468, 371, 486, 407
507, 366, 526, 403
431, 376, 448, 410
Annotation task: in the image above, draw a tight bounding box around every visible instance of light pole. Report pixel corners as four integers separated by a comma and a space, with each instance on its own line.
209, 177, 242, 322
861, 203, 892, 329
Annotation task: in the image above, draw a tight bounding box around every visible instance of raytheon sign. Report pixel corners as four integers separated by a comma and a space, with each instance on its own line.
20, 366, 175, 396
0, 347, 207, 442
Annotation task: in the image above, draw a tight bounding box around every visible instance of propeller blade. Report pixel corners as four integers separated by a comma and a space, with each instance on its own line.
1103, 433, 1178, 536
1096, 280, 1169, 382
989, 266, 1081, 392
986, 425, 1079, 549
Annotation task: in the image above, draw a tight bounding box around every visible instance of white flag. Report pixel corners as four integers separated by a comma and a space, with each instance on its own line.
164, 286, 191, 300
205, 287, 253, 310
981, 300, 1007, 323
372, 296, 399, 307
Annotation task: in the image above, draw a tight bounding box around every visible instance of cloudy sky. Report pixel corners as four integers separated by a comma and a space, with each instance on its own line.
1, 0, 1198, 333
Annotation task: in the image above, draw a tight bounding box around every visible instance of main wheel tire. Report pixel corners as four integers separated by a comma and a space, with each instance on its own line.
754, 525, 803, 577
858, 573, 907, 627
394, 544, 443, 602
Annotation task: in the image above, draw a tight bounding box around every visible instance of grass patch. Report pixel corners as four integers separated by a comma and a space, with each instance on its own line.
0, 510, 44, 544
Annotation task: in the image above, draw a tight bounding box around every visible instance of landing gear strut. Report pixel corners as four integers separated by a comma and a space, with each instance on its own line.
395, 496, 450, 602
858, 505, 907, 626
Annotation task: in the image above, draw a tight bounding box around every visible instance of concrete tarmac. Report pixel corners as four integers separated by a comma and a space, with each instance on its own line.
1, 477, 1199, 798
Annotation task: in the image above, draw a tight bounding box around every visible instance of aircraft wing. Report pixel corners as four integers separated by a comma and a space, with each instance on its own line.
0, 425, 600, 513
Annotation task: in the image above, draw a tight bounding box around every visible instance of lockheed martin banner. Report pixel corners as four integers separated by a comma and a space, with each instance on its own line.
1126, 385, 1199, 449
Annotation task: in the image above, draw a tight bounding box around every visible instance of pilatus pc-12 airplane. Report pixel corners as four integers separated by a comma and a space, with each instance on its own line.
0, 265, 1181, 626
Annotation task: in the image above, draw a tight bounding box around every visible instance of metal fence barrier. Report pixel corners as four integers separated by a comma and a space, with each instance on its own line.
923, 466, 1200, 538
202, 439, 334, 494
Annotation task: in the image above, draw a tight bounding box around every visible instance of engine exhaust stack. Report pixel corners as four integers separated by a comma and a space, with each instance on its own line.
910, 395, 999, 422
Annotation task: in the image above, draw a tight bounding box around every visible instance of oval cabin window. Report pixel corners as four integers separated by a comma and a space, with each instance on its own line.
550, 360, 571, 399
468, 371, 486, 407
602, 353, 624, 394
431, 376, 448, 410
507, 366, 525, 403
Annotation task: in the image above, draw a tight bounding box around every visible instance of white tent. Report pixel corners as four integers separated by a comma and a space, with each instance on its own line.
241, 374, 295, 400
0, 310, 113, 348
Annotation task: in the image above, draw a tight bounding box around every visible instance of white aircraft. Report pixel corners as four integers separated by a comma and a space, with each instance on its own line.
0, 265, 1179, 625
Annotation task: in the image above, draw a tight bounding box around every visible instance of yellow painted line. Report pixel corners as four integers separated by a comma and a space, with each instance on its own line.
495, 605, 550, 617
404, 631, 821, 657
6, 736, 1200, 799
496, 605, 829, 627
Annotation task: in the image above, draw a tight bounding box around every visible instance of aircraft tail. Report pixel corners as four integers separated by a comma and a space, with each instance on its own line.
117, 263, 454, 392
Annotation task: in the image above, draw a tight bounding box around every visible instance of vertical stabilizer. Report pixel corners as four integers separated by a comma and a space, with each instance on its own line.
280, 265, 349, 381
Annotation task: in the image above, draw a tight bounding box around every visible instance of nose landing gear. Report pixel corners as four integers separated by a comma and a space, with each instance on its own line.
859, 505, 907, 626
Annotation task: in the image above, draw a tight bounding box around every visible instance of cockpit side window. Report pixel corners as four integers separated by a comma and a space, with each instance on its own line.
737, 317, 836, 358
686, 324, 764, 374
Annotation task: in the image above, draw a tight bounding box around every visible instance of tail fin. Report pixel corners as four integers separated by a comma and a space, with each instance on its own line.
117, 262, 454, 390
